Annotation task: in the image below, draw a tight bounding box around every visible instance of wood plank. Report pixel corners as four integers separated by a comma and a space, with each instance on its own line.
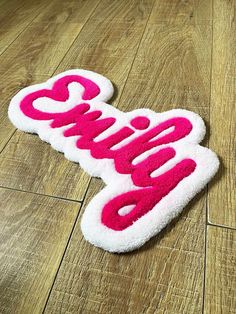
118, 21, 212, 120
90, 0, 154, 23
208, 0, 236, 228
0, 0, 46, 55
45, 178, 206, 314
0, 0, 24, 23
0, 72, 49, 152
204, 226, 236, 313
55, 0, 155, 106
149, 0, 212, 23
0, 131, 90, 200
0, 187, 80, 313
0, 0, 100, 75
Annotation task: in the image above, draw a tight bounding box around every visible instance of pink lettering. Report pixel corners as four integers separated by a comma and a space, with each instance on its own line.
18, 74, 197, 231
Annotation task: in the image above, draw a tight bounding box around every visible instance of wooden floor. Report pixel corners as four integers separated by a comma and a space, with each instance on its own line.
0, 0, 235, 313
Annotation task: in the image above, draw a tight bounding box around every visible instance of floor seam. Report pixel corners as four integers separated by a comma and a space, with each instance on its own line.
0, 184, 83, 203
202, 1, 215, 312
207, 222, 236, 231
41, 176, 92, 313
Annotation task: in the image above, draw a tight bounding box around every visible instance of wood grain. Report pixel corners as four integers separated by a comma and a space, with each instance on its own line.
0, 187, 80, 313
45, 178, 206, 314
56, 0, 155, 106
208, 0, 236, 228
0, 131, 90, 200
118, 21, 211, 120
0, 0, 100, 75
149, 0, 212, 23
0, 72, 49, 152
204, 226, 236, 313
90, 0, 154, 23
0, 0, 46, 55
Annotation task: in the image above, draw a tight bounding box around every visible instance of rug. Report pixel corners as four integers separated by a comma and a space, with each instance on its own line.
8, 70, 219, 253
